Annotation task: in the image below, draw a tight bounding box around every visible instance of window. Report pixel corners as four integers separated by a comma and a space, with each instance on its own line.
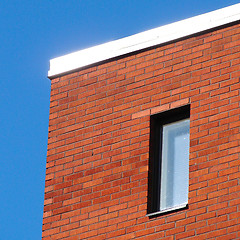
147, 105, 190, 216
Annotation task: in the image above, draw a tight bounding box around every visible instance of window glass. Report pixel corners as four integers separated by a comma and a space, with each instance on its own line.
160, 119, 190, 210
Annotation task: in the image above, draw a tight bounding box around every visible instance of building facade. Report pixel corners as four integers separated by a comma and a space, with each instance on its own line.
43, 4, 240, 239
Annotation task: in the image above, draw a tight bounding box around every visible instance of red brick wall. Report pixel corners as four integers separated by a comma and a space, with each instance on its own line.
42, 22, 240, 239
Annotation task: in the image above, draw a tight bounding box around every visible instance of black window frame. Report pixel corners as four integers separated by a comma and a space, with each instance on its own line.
147, 104, 190, 217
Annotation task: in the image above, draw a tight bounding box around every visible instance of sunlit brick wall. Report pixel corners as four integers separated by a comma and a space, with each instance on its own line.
42, 22, 240, 239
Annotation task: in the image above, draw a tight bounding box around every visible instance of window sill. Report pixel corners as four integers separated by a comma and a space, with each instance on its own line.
146, 203, 188, 217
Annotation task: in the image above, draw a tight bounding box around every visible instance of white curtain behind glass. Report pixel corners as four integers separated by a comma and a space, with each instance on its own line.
160, 119, 190, 210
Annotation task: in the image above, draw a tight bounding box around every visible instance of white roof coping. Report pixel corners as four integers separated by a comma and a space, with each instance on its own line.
48, 3, 240, 78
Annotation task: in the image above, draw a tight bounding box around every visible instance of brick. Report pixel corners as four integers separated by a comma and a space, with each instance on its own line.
132, 109, 150, 119
43, 20, 240, 240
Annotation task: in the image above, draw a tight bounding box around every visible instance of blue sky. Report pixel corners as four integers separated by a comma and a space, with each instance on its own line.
0, 1, 239, 239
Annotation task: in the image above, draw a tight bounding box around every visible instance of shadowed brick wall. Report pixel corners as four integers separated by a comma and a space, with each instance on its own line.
42, 22, 240, 239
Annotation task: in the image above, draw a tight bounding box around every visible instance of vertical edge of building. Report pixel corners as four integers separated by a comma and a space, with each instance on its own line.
43, 4, 240, 240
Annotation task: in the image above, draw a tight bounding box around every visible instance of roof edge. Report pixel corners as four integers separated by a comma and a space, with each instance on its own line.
48, 3, 240, 78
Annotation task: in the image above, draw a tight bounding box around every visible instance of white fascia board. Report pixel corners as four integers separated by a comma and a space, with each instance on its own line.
48, 3, 240, 78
